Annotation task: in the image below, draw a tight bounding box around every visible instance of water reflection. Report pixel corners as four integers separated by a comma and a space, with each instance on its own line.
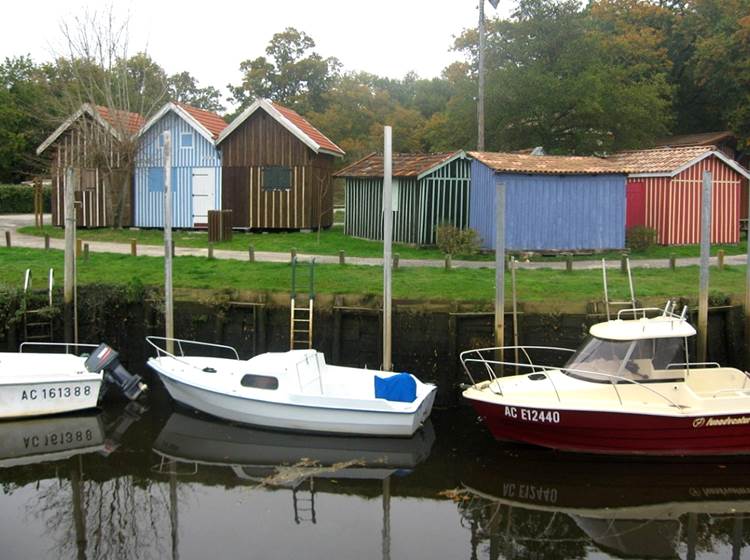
1, 404, 749, 559
458, 446, 750, 559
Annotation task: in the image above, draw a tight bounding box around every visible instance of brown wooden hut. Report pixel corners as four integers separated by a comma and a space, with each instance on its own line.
36, 103, 145, 227
216, 99, 344, 229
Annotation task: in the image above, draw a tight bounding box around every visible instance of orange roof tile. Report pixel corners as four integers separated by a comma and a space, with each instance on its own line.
271, 102, 345, 156
335, 152, 465, 178
176, 102, 227, 139
607, 146, 714, 174
468, 151, 621, 175
654, 131, 735, 148
93, 105, 145, 136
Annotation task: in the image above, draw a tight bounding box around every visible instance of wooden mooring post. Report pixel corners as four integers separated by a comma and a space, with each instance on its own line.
697, 170, 712, 362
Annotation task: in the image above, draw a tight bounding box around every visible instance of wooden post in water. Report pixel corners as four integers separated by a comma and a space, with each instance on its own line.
383, 126, 393, 371
495, 179, 506, 351
64, 168, 78, 345
163, 132, 174, 354
697, 170, 712, 363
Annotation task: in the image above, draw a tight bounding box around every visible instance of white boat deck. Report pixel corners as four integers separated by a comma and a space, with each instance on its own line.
0, 352, 100, 385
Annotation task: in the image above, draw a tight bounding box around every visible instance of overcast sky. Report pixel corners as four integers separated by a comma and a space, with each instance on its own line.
2, 0, 513, 109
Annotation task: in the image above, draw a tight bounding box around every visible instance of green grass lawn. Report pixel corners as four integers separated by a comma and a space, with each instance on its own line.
18, 224, 747, 263
1, 246, 745, 304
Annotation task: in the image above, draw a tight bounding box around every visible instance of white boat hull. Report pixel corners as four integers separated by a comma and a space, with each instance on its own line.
157, 373, 435, 437
0, 352, 102, 419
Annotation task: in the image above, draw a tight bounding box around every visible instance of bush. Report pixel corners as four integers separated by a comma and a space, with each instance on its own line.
436, 224, 481, 256
626, 226, 657, 252
0, 184, 51, 214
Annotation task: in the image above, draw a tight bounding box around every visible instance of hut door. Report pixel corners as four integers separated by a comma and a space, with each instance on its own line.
626, 181, 646, 228
192, 168, 215, 226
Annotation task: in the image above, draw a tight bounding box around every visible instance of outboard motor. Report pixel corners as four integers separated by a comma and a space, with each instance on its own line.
85, 344, 147, 401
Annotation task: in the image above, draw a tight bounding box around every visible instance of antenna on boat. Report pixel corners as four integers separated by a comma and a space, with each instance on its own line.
602, 257, 637, 320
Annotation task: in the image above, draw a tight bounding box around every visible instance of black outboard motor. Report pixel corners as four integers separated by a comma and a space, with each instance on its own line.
85, 343, 147, 401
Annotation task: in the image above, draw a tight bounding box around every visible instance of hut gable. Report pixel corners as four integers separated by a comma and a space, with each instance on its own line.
609, 146, 750, 245
468, 151, 627, 252
217, 99, 343, 230
338, 151, 472, 246
133, 102, 225, 228
36, 104, 145, 228
217, 98, 344, 157
335, 151, 466, 179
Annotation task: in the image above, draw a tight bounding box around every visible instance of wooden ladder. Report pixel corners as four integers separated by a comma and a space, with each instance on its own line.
290, 257, 315, 350
292, 478, 316, 525
22, 268, 55, 342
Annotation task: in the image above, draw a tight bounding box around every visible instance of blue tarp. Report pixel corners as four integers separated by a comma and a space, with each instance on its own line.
374, 373, 417, 403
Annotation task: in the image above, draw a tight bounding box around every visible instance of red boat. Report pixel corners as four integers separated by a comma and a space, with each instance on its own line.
460, 302, 750, 456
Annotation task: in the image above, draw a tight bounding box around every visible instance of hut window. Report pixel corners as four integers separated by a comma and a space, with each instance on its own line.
240, 374, 279, 390
262, 166, 292, 191
180, 133, 194, 149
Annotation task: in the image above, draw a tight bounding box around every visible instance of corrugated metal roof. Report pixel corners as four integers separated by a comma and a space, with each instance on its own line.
270, 102, 344, 156
94, 105, 145, 135
334, 151, 465, 178
468, 151, 621, 175
607, 146, 714, 174
175, 103, 228, 139
654, 131, 735, 148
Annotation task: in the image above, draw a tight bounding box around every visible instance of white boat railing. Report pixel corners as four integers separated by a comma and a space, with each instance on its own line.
19, 341, 99, 354
146, 336, 240, 367
460, 345, 684, 410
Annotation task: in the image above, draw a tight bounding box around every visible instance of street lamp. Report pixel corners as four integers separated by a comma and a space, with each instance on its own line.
478, 0, 500, 151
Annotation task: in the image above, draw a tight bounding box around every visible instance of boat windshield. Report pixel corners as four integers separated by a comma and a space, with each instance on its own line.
563, 336, 688, 382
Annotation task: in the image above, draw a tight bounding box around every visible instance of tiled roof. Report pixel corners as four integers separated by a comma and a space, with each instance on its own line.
654, 131, 735, 148
334, 151, 464, 178
468, 151, 621, 175
271, 102, 344, 156
175, 102, 227, 139
93, 105, 145, 135
607, 146, 714, 174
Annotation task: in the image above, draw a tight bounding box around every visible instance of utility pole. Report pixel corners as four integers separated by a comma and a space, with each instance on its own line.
478, 0, 500, 151
383, 126, 393, 371
495, 179, 506, 349
164, 132, 174, 354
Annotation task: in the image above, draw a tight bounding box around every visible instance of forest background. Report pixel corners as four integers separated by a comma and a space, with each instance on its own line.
1, 0, 748, 184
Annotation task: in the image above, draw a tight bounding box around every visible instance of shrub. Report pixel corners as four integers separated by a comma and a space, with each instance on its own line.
0, 184, 51, 214
436, 224, 481, 256
626, 226, 657, 252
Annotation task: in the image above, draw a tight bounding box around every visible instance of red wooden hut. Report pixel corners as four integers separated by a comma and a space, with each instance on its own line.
216, 99, 344, 230
609, 146, 750, 245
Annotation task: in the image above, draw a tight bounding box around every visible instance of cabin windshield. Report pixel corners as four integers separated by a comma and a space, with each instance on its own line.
563, 336, 688, 382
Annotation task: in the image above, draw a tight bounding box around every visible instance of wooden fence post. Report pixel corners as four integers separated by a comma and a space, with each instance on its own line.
393, 253, 399, 270
44, 234, 50, 250
718, 249, 725, 270
248, 245, 255, 262
670, 253, 676, 271
5, 231, 10, 247
339, 250, 345, 265
83, 243, 89, 261
130, 239, 137, 257
208, 244, 214, 260
566, 255, 573, 273
445, 254, 452, 270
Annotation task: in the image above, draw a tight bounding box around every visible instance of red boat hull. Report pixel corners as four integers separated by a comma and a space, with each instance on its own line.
467, 399, 750, 456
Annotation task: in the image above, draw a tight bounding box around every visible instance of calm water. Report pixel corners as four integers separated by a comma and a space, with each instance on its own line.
1, 392, 749, 560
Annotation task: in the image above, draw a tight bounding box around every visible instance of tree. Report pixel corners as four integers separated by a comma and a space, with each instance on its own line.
445, 0, 673, 154
228, 27, 341, 114
0, 56, 59, 182
167, 71, 224, 112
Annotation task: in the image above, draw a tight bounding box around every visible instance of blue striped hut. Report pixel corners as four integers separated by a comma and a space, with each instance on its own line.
468, 151, 627, 251
335, 151, 471, 246
134, 103, 227, 228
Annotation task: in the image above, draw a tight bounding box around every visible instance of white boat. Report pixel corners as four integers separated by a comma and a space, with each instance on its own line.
146, 337, 437, 437
0, 342, 146, 420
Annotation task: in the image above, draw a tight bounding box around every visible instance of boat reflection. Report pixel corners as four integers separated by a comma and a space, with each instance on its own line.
458, 447, 750, 559
152, 410, 436, 486
0, 401, 145, 468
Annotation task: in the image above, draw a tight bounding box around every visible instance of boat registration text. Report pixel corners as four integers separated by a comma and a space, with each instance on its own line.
505, 406, 560, 423
21, 386, 93, 401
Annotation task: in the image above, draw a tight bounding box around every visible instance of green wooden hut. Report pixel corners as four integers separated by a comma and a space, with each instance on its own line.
335, 151, 471, 245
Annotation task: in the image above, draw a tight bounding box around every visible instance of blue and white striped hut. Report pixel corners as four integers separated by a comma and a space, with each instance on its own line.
133, 102, 228, 228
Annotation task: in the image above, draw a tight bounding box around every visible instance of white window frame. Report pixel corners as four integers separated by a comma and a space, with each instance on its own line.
180, 132, 194, 149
